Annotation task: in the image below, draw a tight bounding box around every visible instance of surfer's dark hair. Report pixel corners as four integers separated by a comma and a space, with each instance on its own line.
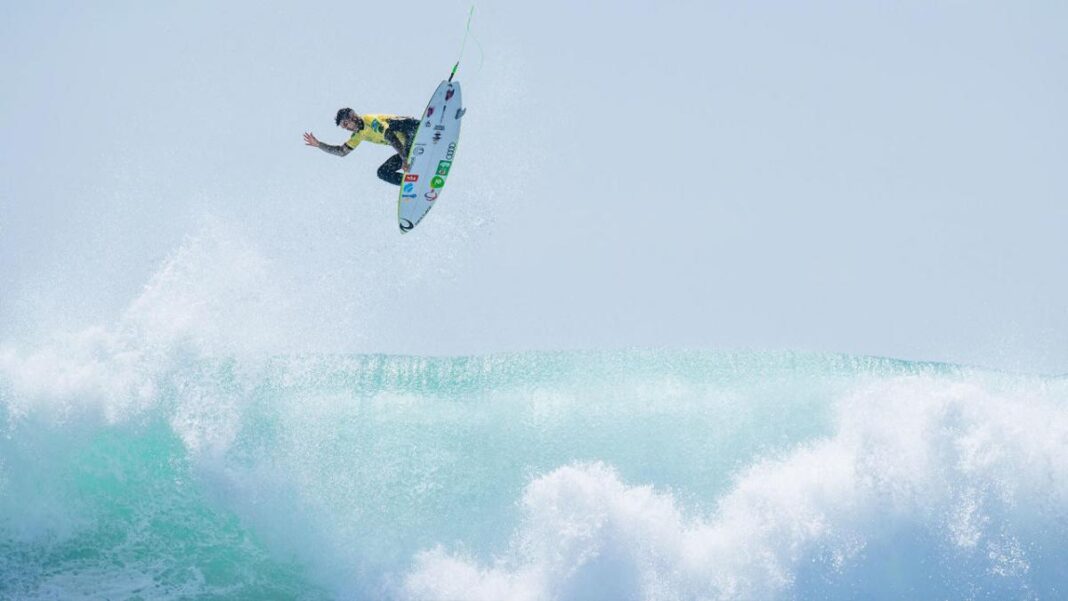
335, 108, 355, 126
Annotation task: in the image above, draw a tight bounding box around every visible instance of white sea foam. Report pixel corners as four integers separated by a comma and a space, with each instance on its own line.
402, 376, 1068, 601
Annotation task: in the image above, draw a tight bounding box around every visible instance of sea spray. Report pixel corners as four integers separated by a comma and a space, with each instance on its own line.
4, 345, 1065, 600
2, 226, 1066, 600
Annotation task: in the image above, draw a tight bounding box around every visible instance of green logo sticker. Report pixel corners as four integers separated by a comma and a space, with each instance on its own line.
431, 175, 446, 189
436, 161, 452, 176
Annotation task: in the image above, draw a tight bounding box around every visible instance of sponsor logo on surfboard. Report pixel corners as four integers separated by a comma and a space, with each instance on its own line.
433, 132, 442, 143
426, 106, 435, 117
445, 88, 455, 101
436, 161, 451, 176
433, 125, 445, 131
431, 176, 445, 189
403, 183, 414, 193
404, 174, 419, 182
400, 219, 414, 232
425, 189, 439, 202
445, 143, 456, 160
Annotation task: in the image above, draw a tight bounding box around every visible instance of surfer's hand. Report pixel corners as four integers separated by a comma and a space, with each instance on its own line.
303, 132, 320, 147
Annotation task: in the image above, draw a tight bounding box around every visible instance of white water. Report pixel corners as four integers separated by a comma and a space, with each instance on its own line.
2, 224, 1066, 601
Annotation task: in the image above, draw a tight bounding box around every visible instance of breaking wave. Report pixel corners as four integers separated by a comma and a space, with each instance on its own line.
2, 226, 1065, 600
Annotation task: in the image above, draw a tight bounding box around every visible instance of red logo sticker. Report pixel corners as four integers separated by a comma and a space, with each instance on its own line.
404, 174, 419, 182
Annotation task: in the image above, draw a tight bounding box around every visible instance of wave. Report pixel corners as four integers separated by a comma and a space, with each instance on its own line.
3, 343, 1065, 600
1, 226, 1065, 600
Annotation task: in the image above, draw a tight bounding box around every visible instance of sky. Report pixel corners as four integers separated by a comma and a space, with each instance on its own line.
1, 0, 1066, 373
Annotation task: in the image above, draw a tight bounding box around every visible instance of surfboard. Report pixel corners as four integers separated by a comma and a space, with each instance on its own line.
397, 80, 464, 233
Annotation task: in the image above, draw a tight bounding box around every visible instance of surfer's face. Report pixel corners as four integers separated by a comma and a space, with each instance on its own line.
339, 116, 360, 132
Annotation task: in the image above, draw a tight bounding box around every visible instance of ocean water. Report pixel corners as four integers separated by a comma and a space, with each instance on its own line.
1, 232, 1066, 600
3, 345, 1066, 600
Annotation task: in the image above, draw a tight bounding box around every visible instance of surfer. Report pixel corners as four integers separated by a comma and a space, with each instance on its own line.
303, 108, 420, 186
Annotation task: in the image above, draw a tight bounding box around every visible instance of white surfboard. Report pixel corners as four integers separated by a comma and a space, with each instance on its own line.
397, 80, 464, 233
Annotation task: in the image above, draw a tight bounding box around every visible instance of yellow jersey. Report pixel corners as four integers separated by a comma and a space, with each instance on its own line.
344, 114, 413, 150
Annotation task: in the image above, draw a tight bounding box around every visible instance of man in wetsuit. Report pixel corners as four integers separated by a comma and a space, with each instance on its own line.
303, 108, 420, 186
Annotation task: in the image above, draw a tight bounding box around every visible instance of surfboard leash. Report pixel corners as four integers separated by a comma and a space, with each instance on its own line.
449, 5, 483, 82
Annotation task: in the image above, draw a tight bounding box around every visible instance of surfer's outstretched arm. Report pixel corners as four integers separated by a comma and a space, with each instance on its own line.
303, 132, 352, 157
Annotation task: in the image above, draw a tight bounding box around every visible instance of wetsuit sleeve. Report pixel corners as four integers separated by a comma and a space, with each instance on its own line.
384, 118, 419, 153
317, 142, 353, 157
384, 128, 402, 148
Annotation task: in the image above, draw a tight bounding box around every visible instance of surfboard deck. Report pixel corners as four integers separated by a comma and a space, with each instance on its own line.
397, 80, 464, 233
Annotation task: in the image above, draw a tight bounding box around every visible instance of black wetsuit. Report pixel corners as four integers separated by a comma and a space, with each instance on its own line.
374, 118, 419, 186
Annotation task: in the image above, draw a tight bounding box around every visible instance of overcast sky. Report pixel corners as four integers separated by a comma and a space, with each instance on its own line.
2, 0, 1066, 373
